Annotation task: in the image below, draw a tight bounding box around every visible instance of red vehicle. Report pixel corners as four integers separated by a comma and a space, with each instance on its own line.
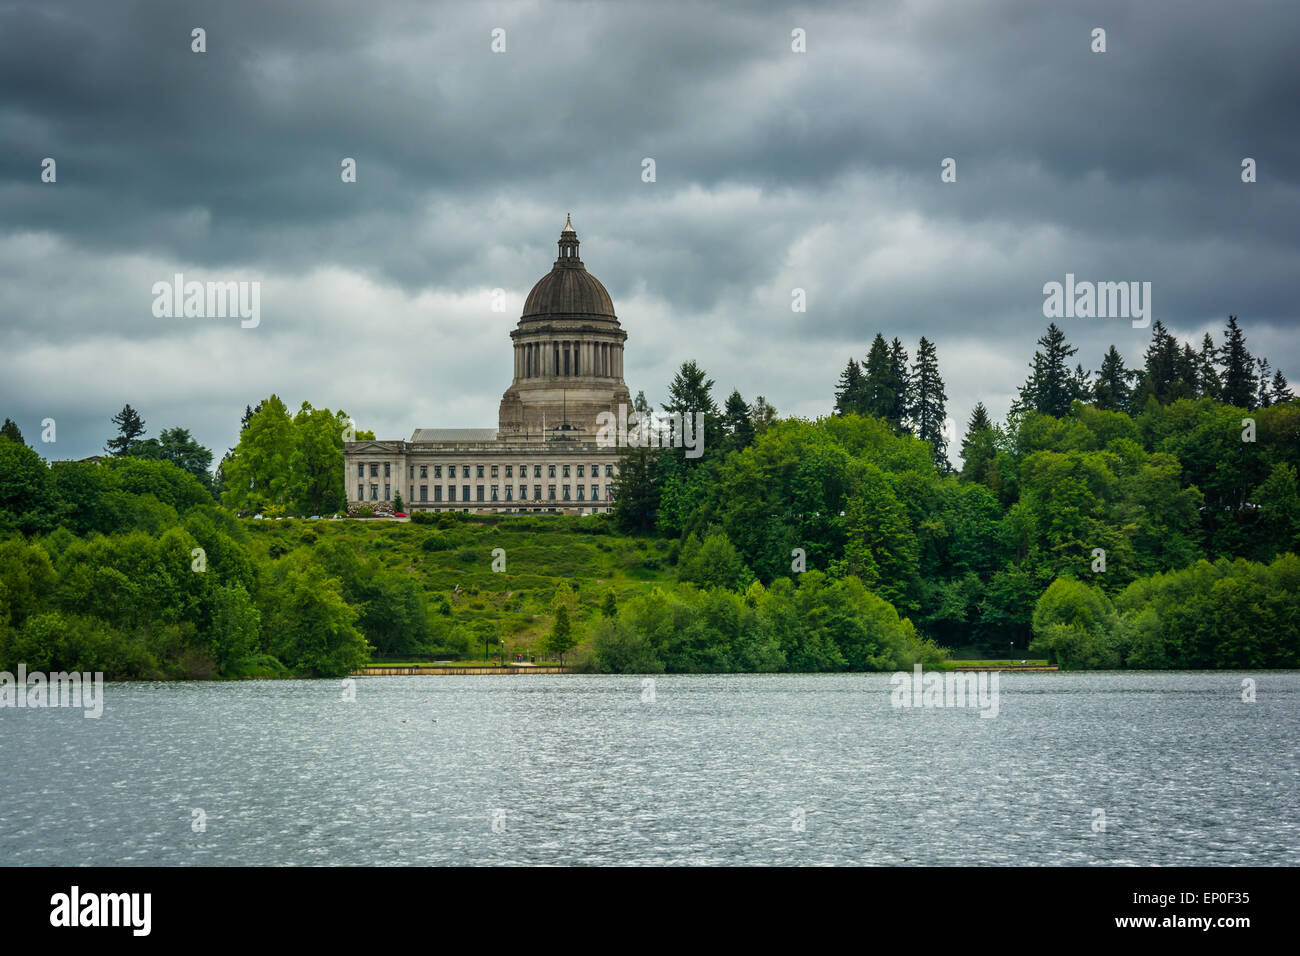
393, 512, 407, 518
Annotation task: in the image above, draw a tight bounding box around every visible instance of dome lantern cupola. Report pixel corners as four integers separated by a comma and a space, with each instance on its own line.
556, 213, 581, 266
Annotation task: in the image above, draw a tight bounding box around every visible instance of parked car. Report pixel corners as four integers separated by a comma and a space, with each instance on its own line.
253, 514, 264, 520
394, 512, 407, 518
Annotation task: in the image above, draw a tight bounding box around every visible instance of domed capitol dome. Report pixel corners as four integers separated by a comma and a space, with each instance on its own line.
498, 216, 631, 439
520, 215, 618, 321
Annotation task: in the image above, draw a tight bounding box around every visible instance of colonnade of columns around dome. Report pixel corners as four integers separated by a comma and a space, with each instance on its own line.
513, 337, 623, 381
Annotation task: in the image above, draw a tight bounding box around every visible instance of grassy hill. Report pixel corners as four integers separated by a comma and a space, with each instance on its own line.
242, 513, 674, 663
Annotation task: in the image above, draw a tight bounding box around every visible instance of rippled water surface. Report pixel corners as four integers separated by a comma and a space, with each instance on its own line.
2, 672, 1296, 865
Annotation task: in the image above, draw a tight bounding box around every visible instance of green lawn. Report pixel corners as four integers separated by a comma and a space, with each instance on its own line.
241, 513, 676, 660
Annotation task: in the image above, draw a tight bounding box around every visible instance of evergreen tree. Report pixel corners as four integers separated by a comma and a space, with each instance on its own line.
1220, 315, 1255, 407
1256, 357, 1274, 408
1174, 343, 1199, 401
721, 389, 756, 451
662, 360, 720, 457
910, 336, 948, 470
959, 402, 997, 485
887, 338, 912, 432
1093, 346, 1132, 412
1, 418, 23, 445
1138, 321, 1180, 404
106, 404, 147, 455
834, 358, 868, 416
1271, 368, 1293, 404
1072, 363, 1094, 404
862, 333, 893, 422
1016, 323, 1081, 418
1196, 333, 1222, 401
542, 604, 576, 664
750, 395, 778, 435
152, 426, 214, 494
611, 392, 662, 532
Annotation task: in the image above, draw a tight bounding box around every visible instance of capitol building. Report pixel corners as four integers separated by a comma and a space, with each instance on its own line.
344, 217, 631, 514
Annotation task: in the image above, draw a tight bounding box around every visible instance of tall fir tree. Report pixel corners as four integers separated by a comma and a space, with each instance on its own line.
1016, 323, 1081, 418
1271, 368, 1293, 404
1220, 315, 1255, 407
910, 336, 948, 470
721, 389, 756, 451
1196, 333, 1222, 401
863, 333, 893, 421
834, 357, 868, 416
1256, 357, 1274, 408
662, 360, 720, 457
1093, 345, 1132, 412
959, 402, 998, 486
106, 404, 147, 455
887, 337, 912, 432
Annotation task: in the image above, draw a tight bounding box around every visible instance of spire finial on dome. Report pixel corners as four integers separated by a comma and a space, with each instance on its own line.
562, 213, 575, 234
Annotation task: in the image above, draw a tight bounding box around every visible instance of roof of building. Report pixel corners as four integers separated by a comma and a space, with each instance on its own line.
521, 220, 617, 321
410, 428, 500, 442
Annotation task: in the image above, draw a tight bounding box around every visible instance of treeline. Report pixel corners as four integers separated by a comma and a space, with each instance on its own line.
1032, 554, 1300, 669
588, 571, 946, 673
0, 435, 446, 679
611, 315, 1299, 666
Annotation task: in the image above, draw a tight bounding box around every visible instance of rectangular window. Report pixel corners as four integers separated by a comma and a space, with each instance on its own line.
384, 462, 391, 478
463, 465, 471, 478
605, 464, 613, 477
434, 486, 442, 502
591, 463, 599, 475
491, 485, 499, 501
409, 485, 414, 500
505, 465, 513, 478
357, 484, 363, 500
420, 485, 428, 502
434, 465, 441, 478
591, 484, 598, 499
505, 486, 513, 502
370, 484, 379, 501
534, 485, 542, 501
476, 486, 485, 502
477, 465, 484, 478
563, 464, 571, 478
420, 465, 428, 478
448, 485, 456, 502
563, 485, 571, 501
491, 465, 499, 478
357, 462, 365, 477
384, 484, 390, 500
548, 485, 557, 501
518, 485, 527, 501
577, 485, 585, 501
531, 464, 539, 478
463, 484, 471, 501
548, 464, 556, 478
577, 464, 585, 478
408, 465, 414, 479
370, 463, 379, 477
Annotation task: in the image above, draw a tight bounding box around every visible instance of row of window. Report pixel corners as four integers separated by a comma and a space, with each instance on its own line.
358, 484, 612, 503
357, 462, 615, 479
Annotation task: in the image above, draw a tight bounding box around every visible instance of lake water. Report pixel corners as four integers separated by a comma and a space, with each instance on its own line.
2, 673, 1296, 866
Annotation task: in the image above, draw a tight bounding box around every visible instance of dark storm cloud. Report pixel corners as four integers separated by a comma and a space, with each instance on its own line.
0, 0, 1296, 460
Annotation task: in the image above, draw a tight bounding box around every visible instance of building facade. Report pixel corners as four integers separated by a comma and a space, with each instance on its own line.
344, 217, 629, 515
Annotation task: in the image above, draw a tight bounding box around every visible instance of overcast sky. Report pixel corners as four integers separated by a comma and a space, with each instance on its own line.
2, 0, 1297, 464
